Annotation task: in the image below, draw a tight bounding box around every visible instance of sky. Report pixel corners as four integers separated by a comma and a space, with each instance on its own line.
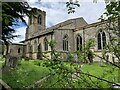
12, 0, 106, 43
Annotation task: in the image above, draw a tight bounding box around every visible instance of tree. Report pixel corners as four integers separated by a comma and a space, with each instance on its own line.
66, 0, 120, 87
1, 2, 37, 67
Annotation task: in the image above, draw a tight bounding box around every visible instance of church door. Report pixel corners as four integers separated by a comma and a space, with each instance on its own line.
37, 44, 42, 60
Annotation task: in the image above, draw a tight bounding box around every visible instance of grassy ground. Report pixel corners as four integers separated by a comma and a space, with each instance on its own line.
1, 58, 119, 89
2, 59, 50, 89
40, 62, 119, 88
74, 62, 119, 88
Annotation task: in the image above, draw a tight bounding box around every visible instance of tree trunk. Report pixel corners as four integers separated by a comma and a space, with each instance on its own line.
4, 43, 9, 67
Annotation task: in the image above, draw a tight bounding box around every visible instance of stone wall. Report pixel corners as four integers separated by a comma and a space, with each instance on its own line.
9, 43, 25, 57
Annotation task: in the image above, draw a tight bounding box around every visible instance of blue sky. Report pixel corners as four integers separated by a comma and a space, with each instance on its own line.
12, 1, 106, 43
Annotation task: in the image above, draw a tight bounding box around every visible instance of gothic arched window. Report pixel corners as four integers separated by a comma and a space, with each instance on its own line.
98, 33, 101, 50
76, 35, 82, 51
29, 45, 33, 53
18, 48, 21, 53
102, 32, 106, 49
38, 15, 42, 25
97, 32, 106, 50
28, 42, 33, 53
34, 40, 37, 52
27, 42, 30, 52
44, 38, 48, 51
38, 43, 42, 52
63, 35, 68, 51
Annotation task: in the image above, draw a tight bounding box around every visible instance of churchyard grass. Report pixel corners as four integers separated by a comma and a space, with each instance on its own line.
40, 62, 118, 88
2, 59, 50, 89
1, 58, 118, 88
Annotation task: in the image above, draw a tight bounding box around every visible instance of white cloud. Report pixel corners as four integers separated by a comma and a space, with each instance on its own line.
12, 26, 27, 43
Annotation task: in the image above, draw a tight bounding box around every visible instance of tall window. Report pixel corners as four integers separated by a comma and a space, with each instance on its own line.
44, 38, 48, 51
98, 33, 101, 50
38, 44, 42, 52
28, 42, 32, 53
63, 35, 68, 51
97, 32, 106, 50
38, 15, 42, 25
27, 42, 30, 52
18, 48, 21, 53
102, 32, 106, 49
34, 40, 37, 52
76, 35, 82, 51
29, 45, 33, 53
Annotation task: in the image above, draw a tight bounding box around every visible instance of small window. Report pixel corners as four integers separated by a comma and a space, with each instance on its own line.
63, 35, 68, 51
18, 48, 21, 53
38, 15, 42, 25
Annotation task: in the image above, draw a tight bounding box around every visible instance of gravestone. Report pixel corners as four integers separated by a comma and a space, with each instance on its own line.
5, 54, 19, 68
73, 54, 78, 63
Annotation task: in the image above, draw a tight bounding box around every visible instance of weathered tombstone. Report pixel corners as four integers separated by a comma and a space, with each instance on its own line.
73, 54, 78, 63
99, 58, 103, 66
5, 54, 19, 68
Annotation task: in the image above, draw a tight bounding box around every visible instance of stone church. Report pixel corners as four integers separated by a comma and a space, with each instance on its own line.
8, 8, 117, 62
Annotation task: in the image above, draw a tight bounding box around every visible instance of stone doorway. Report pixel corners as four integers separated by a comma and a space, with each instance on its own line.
37, 44, 42, 60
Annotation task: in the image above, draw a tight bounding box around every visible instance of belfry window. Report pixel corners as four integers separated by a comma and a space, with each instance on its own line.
38, 15, 42, 25
97, 32, 106, 50
63, 35, 68, 51
44, 38, 48, 51
76, 35, 82, 51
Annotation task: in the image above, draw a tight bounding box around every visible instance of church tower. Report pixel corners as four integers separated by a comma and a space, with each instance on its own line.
25, 8, 46, 40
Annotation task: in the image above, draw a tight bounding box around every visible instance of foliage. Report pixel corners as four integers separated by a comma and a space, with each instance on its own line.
2, 2, 32, 43
66, 0, 80, 14
0, 57, 5, 69
40, 61, 118, 88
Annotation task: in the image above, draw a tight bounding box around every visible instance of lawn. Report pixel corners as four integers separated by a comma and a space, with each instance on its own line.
39, 62, 119, 88
1, 58, 119, 89
75, 62, 119, 88
2, 59, 50, 89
